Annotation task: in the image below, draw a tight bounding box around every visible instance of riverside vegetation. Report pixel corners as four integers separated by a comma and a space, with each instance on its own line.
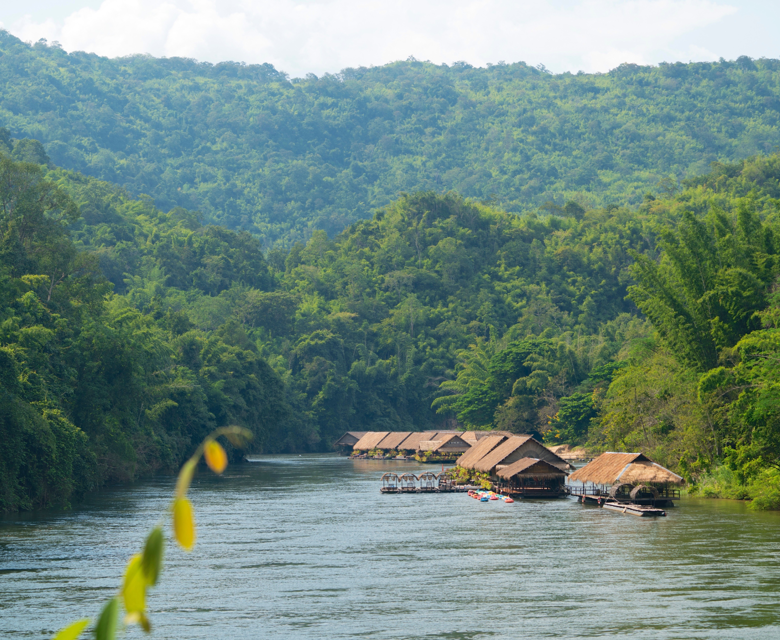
3, 50, 780, 514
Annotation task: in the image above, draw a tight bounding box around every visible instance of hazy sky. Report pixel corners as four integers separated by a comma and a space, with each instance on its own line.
1, 0, 778, 78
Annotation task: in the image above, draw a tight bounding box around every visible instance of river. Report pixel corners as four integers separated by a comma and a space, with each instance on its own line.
1, 455, 780, 639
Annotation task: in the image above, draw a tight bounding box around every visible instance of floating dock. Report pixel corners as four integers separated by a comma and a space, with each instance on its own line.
601, 500, 666, 517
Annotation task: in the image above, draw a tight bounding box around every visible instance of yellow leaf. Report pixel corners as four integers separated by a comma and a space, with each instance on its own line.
204, 440, 228, 474
124, 612, 152, 634
175, 458, 197, 498
173, 497, 196, 550
52, 619, 89, 640
121, 554, 146, 614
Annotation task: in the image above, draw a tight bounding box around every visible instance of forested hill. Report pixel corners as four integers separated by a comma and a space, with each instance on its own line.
3, 31, 780, 244
5, 128, 780, 512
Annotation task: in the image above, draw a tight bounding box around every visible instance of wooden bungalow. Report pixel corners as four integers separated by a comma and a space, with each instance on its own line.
471, 436, 573, 475
334, 431, 367, 454
567, 452, 684, 506
351, 431, 390, 454
417, 433, 471, 461
456, 435, 508, 470
495, 458, 568, 498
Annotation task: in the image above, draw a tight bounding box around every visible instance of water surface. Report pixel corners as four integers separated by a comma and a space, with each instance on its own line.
2, 454, 780, 639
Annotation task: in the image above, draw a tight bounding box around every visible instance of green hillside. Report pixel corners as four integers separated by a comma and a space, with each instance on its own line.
3, 31, 780, 244
5, 121, 780, 511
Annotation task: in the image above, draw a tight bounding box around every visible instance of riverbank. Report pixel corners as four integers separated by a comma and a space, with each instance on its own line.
689, 464, 780, 510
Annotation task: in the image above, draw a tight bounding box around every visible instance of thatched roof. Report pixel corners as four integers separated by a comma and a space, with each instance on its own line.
497, 458, 568, 479
472, 436, 532, 473
334, 431, 367, 446
457, 435, 507, 469
618, 461, 684, 485
460, 431, 481, 445
568, 452, 684, 486
375, 432, 412, 450
418, 433, 471, 453
353, 431, 390, 451
397, 431, 437, 450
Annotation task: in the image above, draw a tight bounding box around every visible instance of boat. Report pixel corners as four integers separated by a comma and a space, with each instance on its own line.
602, 500, 666, 517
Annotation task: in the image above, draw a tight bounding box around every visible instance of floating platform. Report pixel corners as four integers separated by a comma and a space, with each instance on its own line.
602, 500, 666, 517
572, 491, 675, 508
380, 484, 479, 494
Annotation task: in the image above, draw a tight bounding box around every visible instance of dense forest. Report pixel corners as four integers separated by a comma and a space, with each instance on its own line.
3, 122, 780, 513
3, 31, 780, 245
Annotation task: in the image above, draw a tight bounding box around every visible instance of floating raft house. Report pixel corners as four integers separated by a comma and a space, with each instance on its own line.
496, 458, 568, 498
418, 433, 471, 458
334, 431, 367, 453
352, 431, 391, 452
376, 431, 413, 451
568, 452, 683, 507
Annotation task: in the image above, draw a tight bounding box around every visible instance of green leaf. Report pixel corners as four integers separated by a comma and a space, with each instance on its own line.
52, 619, 89, 640
141, 527, 164, 586
94, 598, 118, 640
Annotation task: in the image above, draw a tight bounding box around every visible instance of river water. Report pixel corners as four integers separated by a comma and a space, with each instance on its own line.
2, 455, 780, 639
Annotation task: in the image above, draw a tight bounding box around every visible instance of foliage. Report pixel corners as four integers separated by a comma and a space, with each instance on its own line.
49, 426, 251, 640
9, 121, 780, 509
4, 34, 780, 244
0, 149, 289, 512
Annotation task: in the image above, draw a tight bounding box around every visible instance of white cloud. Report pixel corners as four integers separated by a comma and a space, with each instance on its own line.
6, 0, 738, 76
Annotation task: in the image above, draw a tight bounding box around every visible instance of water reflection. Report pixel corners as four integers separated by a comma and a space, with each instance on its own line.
1, 454, 780, 639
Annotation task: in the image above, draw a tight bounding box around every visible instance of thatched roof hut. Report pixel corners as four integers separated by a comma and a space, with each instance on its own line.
418, 433, 471, 453
375, 432, 412, 451
353, 431, 390, 451
334, 431, 367, 447
457, 435, 507, 469
470, 436, 572, 474
397, 431, 437, 451
472, 436, 532, 473
568, 452, 684, 486
496, 458, 567, 480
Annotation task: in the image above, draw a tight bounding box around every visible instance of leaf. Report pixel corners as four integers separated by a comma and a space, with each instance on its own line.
121, 554, 146, 614
204, 440, 228, 474
173, 497, 196, 551
141, 527, 164, 586
221, 426, 253, 448
52, 619, 89, 640
94, 598, 118, 640
175, 458, 197, 498
124, 612, 151, 634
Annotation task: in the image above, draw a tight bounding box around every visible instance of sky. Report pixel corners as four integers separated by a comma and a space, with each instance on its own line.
0, 0, 778, 78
